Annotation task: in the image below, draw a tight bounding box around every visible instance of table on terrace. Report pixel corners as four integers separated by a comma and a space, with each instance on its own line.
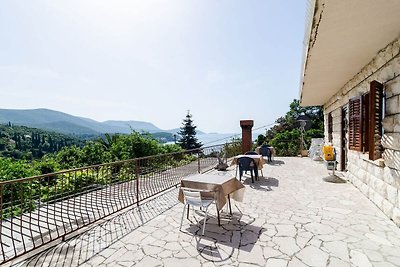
231, 154, 266, 170
231, 154, 266, 179
178, 174, 245, 225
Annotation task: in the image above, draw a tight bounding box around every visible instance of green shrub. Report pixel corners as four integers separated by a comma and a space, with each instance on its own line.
56, 145, 84, 168
270, 129, 301, 156
0, 157, 40, 218
82, 141, 112, 166
224, 139, 241, 158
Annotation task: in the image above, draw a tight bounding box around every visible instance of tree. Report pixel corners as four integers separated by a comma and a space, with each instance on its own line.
82, 141, 111, 165
265, 99, 324, 156
97, 133, 119, 150
177, 111, 202, 150
256, 134, 266, 146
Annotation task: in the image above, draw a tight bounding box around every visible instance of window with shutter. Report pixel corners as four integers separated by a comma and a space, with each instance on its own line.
347, 80, 384, 157
368, 80, 384, 160
348, 96, 363, 151
328, 112, 333, 142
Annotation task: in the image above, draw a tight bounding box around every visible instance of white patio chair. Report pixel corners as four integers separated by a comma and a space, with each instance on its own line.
179, 187, 216, 235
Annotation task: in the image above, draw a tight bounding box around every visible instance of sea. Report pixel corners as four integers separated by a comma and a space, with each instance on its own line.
166, 131, 265, 146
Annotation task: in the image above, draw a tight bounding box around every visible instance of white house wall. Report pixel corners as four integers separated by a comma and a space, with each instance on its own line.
324, 38, 400, 226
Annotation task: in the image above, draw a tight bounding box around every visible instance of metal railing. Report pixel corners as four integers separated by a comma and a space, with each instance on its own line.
0, 142, 241, 264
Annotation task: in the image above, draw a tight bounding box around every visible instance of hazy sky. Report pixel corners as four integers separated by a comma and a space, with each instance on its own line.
0, 0, 307, 134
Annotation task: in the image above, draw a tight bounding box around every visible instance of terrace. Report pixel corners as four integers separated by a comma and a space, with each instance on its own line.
6, 152, 400, 266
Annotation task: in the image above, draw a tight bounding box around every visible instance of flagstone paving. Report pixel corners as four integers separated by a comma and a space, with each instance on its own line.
19, 157, 400, 267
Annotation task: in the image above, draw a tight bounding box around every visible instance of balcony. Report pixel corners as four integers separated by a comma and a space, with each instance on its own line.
6, 152, 400, 267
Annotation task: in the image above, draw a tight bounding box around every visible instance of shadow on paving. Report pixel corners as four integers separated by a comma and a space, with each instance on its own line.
183, 207, 265, 263
267, 159, 285, 166
16, 188, 181, 267
242, 176, 279, 191
322, 175, 347, 183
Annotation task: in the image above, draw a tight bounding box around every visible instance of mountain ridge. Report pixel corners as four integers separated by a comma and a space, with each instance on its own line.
0, 108, 205, 135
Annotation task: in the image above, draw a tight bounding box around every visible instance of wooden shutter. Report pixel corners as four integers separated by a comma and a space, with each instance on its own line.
362, 93, 369, 152
368, 80, 383, 160
348, 96, 363, 151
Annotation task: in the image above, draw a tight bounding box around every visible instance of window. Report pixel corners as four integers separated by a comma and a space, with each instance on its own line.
327, 112, 333, 143
348, 80, 383, 160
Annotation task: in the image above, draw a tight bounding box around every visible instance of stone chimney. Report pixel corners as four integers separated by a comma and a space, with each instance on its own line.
240, 120, 254, 154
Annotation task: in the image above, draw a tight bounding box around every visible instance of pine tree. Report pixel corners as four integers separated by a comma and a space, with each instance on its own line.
178, 111, 202, 150
49, 136, 54, 152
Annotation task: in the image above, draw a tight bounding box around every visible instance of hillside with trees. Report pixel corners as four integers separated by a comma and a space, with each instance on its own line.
0, 123, 84, 160
258, 99, 324, 156
0, 131, 184, 219
0, 130, 183, 182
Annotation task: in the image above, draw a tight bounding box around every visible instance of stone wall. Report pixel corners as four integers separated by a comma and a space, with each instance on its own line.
324, 38, 400, 226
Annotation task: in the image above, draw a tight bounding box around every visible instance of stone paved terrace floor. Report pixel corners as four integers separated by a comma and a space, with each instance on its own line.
16, 157, 400, 267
